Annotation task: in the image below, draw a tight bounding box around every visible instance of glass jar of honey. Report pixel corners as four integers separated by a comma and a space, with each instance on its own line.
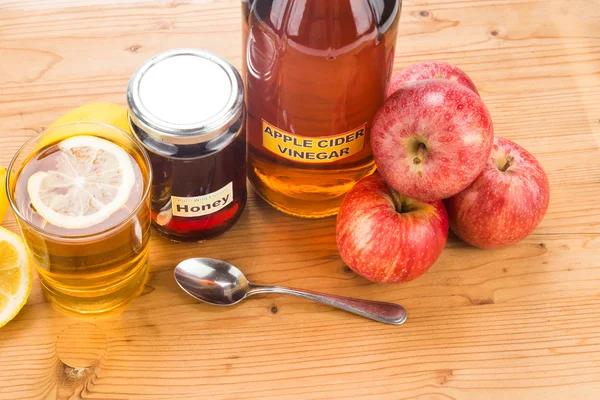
243, 0, 401, 218
127, 49, 247, 241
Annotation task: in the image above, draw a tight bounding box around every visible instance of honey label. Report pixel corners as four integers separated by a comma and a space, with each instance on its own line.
262, 120, 366, 164
172, 182, 233, 218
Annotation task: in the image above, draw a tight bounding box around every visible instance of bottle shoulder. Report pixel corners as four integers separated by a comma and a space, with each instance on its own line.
247, 0, 400, 51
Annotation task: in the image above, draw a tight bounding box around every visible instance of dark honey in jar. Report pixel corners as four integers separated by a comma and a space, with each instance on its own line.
127, 49, 247, 241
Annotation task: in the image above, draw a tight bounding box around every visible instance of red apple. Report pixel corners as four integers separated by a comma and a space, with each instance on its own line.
445, 137, 550, 248
386, 61, 479, 98
372, 79, 494, 202
336, 173, 448, 283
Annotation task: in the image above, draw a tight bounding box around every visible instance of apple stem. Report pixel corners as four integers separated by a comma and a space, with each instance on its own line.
391, 191, 405, 213
413, 143, 426, 165
500, 156, 514, 172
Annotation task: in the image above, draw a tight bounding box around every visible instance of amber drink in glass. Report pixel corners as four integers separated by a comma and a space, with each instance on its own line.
7, 122, 152, 315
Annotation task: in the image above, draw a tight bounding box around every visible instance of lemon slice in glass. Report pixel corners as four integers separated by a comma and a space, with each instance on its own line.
0, 227, 32, 328
27, 135, 135, 230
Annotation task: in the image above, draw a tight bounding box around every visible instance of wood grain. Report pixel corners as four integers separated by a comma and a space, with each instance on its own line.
1, 0, 600, 399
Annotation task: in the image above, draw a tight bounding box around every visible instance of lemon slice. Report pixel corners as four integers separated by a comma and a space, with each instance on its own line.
0, 227, 32, 328
27, 135, 135, 230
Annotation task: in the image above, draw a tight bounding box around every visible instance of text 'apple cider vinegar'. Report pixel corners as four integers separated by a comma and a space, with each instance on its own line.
243, 0, 401, 218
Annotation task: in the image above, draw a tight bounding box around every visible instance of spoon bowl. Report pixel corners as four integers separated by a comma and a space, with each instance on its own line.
175, 258, 249, 306
175, 257, 407, 325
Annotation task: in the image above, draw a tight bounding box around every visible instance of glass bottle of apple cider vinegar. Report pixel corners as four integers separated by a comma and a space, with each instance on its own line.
242, 0, 401, 218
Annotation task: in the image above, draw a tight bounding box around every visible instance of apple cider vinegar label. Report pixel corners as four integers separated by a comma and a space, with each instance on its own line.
172, 182, 233, 217
262, 120, 366, 164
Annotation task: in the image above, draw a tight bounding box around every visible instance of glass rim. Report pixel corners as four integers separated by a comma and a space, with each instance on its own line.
6, 121, 153, 241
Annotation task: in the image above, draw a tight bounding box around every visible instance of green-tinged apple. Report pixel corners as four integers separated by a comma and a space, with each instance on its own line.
387, 61, 479, 98
336, 173, 448, 283
445, 137, 550, 248
372, 79, 494, 202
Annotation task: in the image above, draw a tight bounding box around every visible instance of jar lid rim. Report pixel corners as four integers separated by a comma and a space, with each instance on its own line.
127, 48, 244, 145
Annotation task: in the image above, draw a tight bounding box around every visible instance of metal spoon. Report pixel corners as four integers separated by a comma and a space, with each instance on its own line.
174, 258, 407, 325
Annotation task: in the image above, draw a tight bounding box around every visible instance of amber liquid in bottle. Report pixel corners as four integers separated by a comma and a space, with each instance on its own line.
243, 0, 401, 218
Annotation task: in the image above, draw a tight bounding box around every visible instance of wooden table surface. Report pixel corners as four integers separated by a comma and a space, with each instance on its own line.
1, 0, 599, 399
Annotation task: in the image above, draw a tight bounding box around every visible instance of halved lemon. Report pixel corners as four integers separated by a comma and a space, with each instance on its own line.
0, 227, 32, 328
48, 102, 131, 133
27, 135, 135, 230
37, 102, 132, 150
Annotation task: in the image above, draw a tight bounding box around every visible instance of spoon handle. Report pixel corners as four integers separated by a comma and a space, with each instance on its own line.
247, 285, 407, 325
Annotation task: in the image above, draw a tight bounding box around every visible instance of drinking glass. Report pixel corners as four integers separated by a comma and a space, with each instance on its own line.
7, 122, 152, 315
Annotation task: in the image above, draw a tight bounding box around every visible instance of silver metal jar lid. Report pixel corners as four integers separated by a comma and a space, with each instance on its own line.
127, 49, 244, 145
